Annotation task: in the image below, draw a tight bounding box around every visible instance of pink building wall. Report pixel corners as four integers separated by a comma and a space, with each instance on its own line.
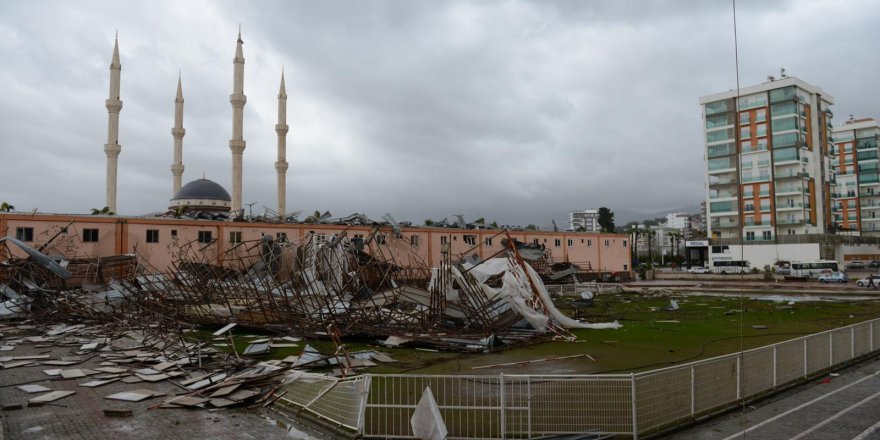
1, 213, 631, 274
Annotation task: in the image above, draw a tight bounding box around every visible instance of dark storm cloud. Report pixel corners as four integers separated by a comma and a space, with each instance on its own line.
1, 0, 878, 226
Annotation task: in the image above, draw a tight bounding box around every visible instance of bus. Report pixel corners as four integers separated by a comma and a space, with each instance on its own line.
788, 260, 840, 279
710, 260, 751, 274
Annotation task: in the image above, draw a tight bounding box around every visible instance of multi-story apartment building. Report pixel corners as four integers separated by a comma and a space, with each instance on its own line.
569, 209, 600, 232
830, 118, 880, 234
700, 76, 835, 241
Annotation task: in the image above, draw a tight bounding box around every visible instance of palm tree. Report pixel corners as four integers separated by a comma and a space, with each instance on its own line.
0, 202, 13, 212
668, 231, 683, 260
644, 228, 657, 265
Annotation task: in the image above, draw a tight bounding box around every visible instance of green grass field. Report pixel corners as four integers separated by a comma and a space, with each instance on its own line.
196, 292, 880, 376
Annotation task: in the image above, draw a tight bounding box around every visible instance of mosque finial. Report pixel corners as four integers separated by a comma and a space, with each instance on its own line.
111, 32, 121, 68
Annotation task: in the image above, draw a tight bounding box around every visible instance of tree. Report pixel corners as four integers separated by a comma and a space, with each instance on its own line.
525, 224, 537, 230
304, 210, 321, 223
644, 227, 656, 264
474, 217, 485, 225
0, 202, 13, 212
489, 221, 498, 229
424, 219, 434, 227
597, 207, 615, 232
90, 206, 114, 215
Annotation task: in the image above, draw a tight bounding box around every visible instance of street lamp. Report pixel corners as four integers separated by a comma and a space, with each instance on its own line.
245, 202, 257, 219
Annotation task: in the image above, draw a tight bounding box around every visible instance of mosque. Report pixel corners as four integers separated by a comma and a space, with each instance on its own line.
101, 30, 289, 218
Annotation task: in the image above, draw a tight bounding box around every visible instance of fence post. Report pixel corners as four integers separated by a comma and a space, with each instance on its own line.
872, 322, 875, 352
803, 339, 808, 378
852, 327, 856, 359
772, 346, 777, 387
829, 332, 834, 367
736, 355, 742, 400
631, 373, 638, 439
527, 376, 532, 439
690, 366, 695, 417
357, 374, 371, 436
499, 373, 506, 439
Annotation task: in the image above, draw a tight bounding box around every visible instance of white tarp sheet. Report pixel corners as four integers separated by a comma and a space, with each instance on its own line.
411, 386, 447, 440
461, 258, 621, 331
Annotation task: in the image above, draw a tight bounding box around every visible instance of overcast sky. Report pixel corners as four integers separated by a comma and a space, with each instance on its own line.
1, 0, 878, 226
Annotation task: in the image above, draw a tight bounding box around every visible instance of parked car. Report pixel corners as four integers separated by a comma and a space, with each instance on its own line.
818, 272, 848, 283
687, 266, 710, 274
847, 261, 866, 270
870, 260, 880, 268
856, 274, 880, 287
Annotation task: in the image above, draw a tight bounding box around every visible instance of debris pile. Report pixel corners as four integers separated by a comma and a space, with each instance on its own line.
2, 228, 620, 354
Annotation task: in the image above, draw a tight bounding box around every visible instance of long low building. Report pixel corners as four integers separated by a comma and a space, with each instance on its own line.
0, 213, 632, 276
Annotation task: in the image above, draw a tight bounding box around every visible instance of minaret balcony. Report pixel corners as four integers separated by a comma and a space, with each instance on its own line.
105, 99, 123, 112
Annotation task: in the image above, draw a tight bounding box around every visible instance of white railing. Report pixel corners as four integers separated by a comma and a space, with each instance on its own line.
277, 318, 880, 439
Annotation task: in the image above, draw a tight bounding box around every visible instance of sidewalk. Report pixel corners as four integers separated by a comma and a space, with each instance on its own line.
0, 338, 327, 440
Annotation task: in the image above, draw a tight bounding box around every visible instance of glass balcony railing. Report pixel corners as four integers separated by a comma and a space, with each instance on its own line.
741, 144, 769, 154
777, 218, 805, 225
861, 174, 880, 184
742, 175, 771, 183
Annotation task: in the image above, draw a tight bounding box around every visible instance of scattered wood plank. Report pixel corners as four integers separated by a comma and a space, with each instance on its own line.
29, 390, 76, 403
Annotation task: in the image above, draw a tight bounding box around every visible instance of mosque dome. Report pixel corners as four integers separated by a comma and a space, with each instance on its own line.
169, 178, 231, 212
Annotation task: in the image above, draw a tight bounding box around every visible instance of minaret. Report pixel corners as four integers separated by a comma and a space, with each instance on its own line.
104, 33, 123, 213
275, 70, 289, 218
229, 28, 247, 215
171, 74, 186, 197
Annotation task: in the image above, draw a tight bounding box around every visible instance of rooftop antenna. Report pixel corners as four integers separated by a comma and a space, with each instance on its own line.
849, 114, 855, 122
780, 67, 788, 78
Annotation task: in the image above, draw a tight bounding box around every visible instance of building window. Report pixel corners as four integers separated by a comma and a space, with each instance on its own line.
15, 227, 33, 242
604, 239, 610, 247
146, 229, 159, 243
376, 234, 386, 245
83, 228, 99, 243
463, 235, 476, 246
533, 238, 539, 245
484, 238, 492, 246
587, 239, 593, 247
624, 264, 628, 271
198, 230, 212, 243
623, 240, 627, 247
554, 239, 561, 247
411, 235, 421, 247
229, 231, 242, 244
276, 232, 288, 242
440, 236, 448, 245
171, 229, 178, 237
746, 231, 755, 241
762, 231, 772, 240
567, 239, 573, 246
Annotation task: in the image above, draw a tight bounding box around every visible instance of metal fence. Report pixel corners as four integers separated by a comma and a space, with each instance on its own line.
278, 318, 880, 439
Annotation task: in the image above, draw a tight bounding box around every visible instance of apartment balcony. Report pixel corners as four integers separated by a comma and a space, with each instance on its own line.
776, 171, 806, 180
776, 187, 806, 196
709, 192, 738, 200
777, 218, 805, 225
863, 217, 880, 223
777, 203, 809, 211
708, 166, 737, 175
711, 221, 740, 230
744, 236, 775, 242
742, 175, 771, 183
741, 145, 769, 154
